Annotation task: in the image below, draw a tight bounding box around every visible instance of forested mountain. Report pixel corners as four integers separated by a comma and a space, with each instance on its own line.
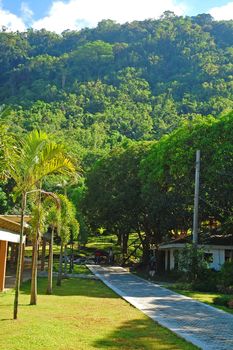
1, 12, 233, 167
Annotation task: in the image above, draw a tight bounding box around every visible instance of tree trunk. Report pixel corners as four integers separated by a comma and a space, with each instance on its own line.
30, 192, 41, 306
64, 244, 68, 277
30, 236, 38, 305
69, 242, 74, 273
121, 232, 129, 265
122, 232, 128, 255
41, 237, 46, 271
46, 227, 54, 295
57, 242, 64, 286
20, 244, 25, 285
142, 237, 150, 266
137, 230, 150, 266
13, 192, 26, 320
116, 232, 122, 246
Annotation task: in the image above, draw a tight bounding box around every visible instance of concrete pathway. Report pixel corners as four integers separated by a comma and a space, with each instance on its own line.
88, 265, 233, 350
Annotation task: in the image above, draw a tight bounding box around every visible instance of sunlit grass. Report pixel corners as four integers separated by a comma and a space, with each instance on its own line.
0, 278, 198, 350
53, 262, 91, 274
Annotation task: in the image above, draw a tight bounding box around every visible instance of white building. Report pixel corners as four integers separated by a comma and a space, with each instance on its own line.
159, 234, 233, 271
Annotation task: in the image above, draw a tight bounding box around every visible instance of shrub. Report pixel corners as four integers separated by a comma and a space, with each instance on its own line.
219, 261, 233, 287
213, 295, 233, 307
172, 282, 193, 290
191, 280, 217, 292
228, 299, 233, 309
217, 285, 233, 294
175, 244, 209, 282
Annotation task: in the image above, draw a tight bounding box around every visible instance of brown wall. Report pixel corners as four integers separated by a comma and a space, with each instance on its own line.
0, 240, 8, 291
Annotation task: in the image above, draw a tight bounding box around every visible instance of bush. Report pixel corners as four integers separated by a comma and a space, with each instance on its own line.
193, 268, 219, 291
175, 244, 209, 282
165, 269, 184, 281
172, 269, 219, 292
172, 282, 193, 290
191, 280, 217, 292
213, 295, 233, 307
217, 285, 233, 294
219, 261, 233, 287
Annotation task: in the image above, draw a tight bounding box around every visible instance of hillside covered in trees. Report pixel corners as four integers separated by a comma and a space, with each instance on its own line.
0, 12, 233, 244
0, 12, 233, 166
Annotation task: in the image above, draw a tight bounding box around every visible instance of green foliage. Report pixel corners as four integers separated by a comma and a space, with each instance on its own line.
83, 141, 154, 235
58, 194, 80, 243
141, 112, 233, 242
44, 199, 61, 232
0, 16, 233, 250
6, 130, 75, 196
29, 202, 46, 239
0, 187, 7, 213
219, 261, 233, 287
213, 295, 233, 307
0, 15, 233, 174
174, 244, 209, 282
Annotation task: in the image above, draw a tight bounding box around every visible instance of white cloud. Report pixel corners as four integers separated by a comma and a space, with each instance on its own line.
32, 0, 186, 33
21, 2, 34, 24
210, 2, 233, 21
0, 4, 26, 31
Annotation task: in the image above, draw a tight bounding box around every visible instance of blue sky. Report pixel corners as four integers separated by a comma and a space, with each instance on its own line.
0, 0, 233, 33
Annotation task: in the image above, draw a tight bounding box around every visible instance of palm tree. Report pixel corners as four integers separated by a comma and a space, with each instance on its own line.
56, 194, 79, 286
4, 130, 75, 319
29, 199, 46, 305
45, 202, 61, 294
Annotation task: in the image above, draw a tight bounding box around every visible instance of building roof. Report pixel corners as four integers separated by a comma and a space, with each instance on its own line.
0, 215, 30, 244
0, 215, 31, 224
159, 229, 233, 250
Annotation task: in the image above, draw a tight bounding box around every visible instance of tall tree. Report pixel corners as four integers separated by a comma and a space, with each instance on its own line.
56, 194, 79, 286
3, 129, 75, 318
45, 199, 61, 294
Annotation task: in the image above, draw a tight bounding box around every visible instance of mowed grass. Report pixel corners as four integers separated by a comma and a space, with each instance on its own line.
0, 278, 198, 350
53, 262, 91, 274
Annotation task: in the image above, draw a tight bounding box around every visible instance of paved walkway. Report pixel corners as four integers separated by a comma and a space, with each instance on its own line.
88, 265, 233, 350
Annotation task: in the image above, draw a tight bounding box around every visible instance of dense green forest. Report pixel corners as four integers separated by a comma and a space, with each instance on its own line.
84, 113, 233, 261
1, 13, 233, 155
0, 12, 233, 250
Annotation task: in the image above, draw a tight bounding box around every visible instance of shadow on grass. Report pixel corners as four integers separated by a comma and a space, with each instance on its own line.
20, 277, 119, 298
93, 318, 197, 350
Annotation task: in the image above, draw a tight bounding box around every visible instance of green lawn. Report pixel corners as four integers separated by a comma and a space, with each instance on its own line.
53, 262, 91, 274
0, 278, 198, 350
86, 233, 143, 264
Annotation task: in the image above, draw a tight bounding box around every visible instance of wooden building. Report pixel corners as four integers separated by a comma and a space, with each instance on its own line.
0, 215, 30, 291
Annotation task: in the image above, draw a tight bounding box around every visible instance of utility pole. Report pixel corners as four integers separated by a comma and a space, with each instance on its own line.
193, 150, 200, 245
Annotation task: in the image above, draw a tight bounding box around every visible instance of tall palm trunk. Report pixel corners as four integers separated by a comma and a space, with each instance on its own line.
30, 235, 38, 305
13, 192, 26, 320
41, 237, 46, 271
57, 242, 64, 286
64, 244, 68, 277
30, 192, 41, 305
46, 227, 54, 294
